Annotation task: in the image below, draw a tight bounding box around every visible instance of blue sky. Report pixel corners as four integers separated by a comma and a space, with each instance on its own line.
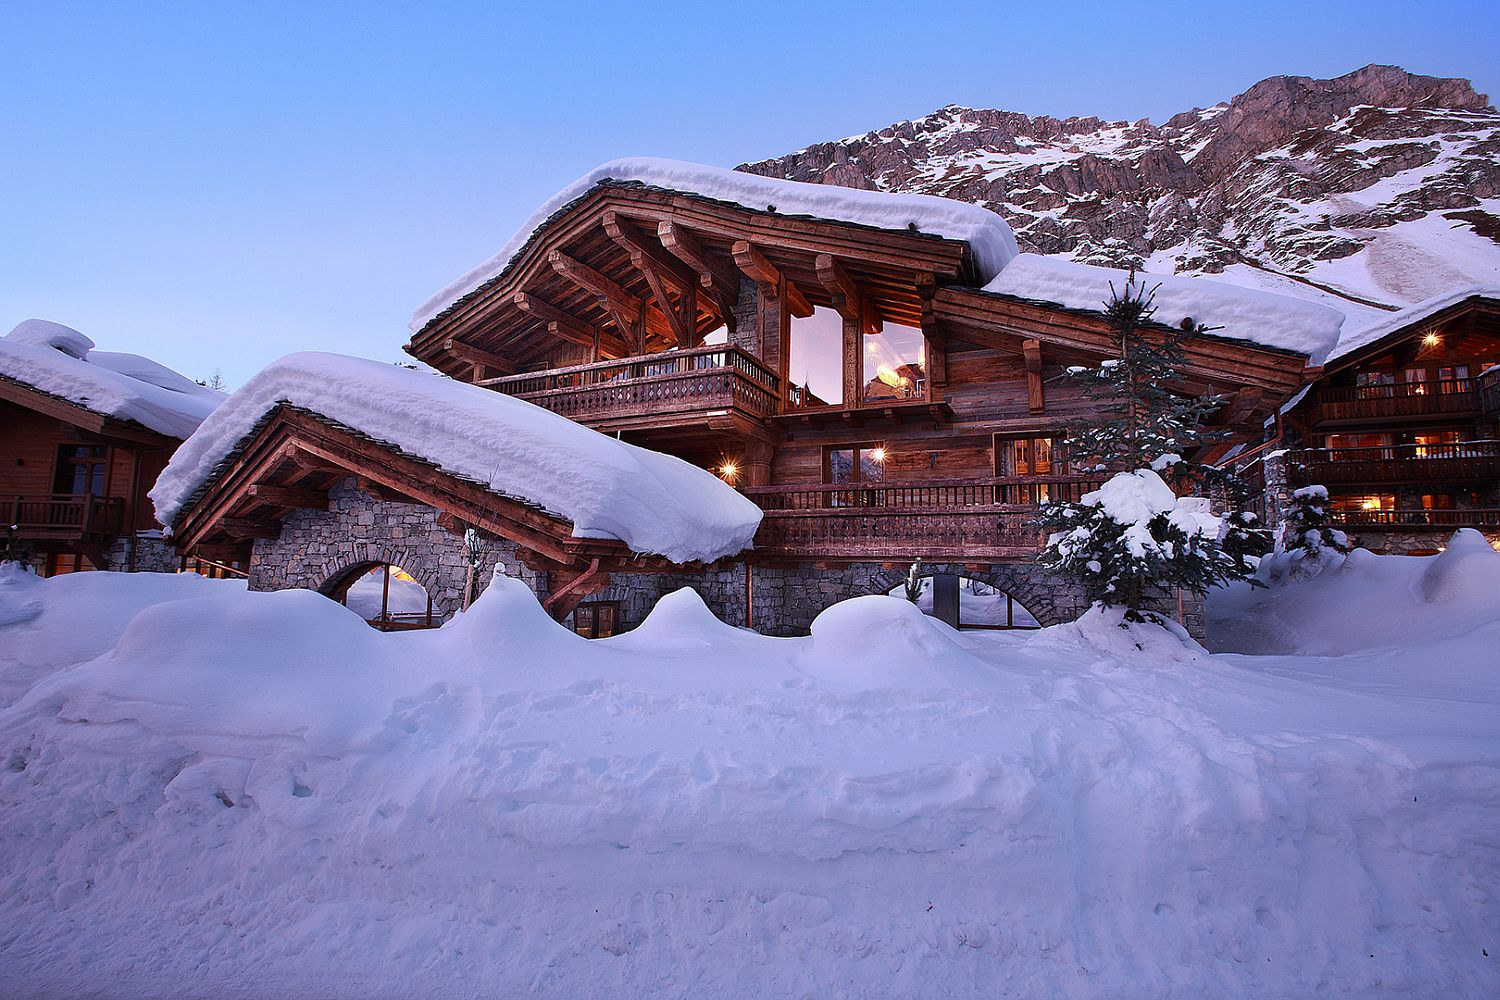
3, 0, 1497, 385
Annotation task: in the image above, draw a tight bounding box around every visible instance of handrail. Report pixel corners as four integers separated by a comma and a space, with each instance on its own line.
8, 493, 124, 536
1319, 378, 1474, 401
1293, 439, 1500, 461
1329, 507, 1500, 528
746, 475, 1105, 510
483, 345, 781, 395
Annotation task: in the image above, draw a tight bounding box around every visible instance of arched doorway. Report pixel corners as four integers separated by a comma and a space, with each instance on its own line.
886, 574, 1042, 630
327, 561, 437, 631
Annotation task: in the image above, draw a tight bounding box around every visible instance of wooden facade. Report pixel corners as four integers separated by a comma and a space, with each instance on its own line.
0, 374, 180, 574
406, 180, 1311, 566
1272, 292, 1500, 551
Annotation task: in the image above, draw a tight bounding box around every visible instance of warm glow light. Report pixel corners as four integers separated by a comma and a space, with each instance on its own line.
1423, 332, 1441, 347
1361, 498, 1381, 510
719, 462, 738, 482
869, 447, 887, 463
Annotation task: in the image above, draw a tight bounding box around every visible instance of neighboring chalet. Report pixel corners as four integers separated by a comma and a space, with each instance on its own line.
1249, 287, 1500, 554
372, 158, 1335, 635
0, 320, 222, 575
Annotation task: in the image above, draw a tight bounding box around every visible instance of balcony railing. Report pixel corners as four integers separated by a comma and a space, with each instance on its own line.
1329, 508, 1500, 531
1314, 379, 1478, 421
483, 346, 782, 425
1482, 367, 1500, 416
7, 494, 124, 539
744, 476, 1105, 559
1288, 440, 1500, 484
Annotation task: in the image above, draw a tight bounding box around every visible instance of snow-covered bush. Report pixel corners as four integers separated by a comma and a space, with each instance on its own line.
1038, 468, 1251, 618
1280, 485, 1348, 562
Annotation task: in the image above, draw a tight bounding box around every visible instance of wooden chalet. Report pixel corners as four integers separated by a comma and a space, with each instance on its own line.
1254, 289, 1500, 553
395, 164, 1317, 633
0, 323, 222, 576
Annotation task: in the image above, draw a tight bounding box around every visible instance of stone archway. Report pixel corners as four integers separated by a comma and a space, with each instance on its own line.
863, 562, 1073, 628
317, 546, 455, 623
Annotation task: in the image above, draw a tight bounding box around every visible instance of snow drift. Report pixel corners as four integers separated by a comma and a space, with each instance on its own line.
0, 319, 224, 438
1, 561, 1497, 998
150, 351, 762, 564
984, 253, 1347, 360
411, 156, 1021, 333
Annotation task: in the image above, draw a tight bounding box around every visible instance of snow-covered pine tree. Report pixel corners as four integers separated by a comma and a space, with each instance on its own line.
1038, 271, 1266, 617
1280, 485, 1349, 561
1038, 469, 1250, 617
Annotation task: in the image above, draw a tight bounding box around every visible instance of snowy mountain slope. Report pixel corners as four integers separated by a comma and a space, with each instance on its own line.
1, 552, 1498, 998
741, 65, 1500, 316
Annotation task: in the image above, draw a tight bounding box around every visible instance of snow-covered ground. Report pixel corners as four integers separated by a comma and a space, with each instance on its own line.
1, 543, 1497, 998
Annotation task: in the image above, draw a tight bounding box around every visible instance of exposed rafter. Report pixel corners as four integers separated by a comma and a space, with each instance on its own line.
1022, 338, 1044, 414
603, 211, 702, 347
245, 484, 328, 510
657, 220, 740, 321
511, 291, 631, 358
546, 250, 660, 342
441, 337, 517, 381
731, 240, 814, 318
814, 253, 882, 336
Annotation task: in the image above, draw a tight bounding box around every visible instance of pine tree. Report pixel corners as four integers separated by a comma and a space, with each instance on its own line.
1280, 485, 1349, 561
1038, 469, 1251, 617
1037, 272, 1267, 617
1060, 271, 1227, 475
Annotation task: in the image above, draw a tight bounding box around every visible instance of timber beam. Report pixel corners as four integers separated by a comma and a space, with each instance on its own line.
441, 337, 517, 381
512, 292, 630, 357
732, 241, 814, 318
1023, 339, 1044, 414
657, 220, 740, 320
546, 250, 662, 344
814, 254, 881, 336
219, 516, 282, 540
602, 211, 702, 348
246, 483, 328, 510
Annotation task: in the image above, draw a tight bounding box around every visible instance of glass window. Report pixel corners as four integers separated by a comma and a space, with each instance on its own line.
788, 307, 843, 408
826, 443, 885, 507
862, 323, 926, 403
53, 445, 109, 496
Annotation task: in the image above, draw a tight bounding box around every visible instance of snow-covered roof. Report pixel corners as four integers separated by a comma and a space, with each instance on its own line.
1324, 284, 1500, 366
411, 157, 1021, 334
0, 319, 224, 439
981, 254, 1346, 360
150, 352, 763, 564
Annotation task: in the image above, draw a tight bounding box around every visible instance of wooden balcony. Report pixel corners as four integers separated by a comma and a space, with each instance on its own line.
1313, 379, 1479, 422
1287, 440, 1500, 485
7, 494, 124, 540
1482, 367, 1500, 416
744, 475, 1104, 560
482, 346, 782, 435
1330, 508, 1500, 531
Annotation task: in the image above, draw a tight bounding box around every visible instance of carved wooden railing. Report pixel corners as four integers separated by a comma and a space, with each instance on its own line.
483, 346, 782, 423
1287, 440, 1500, 484
7, 494, 124, 539
1481, 367, 1500, 416
1329, 508, 1500, 530
1314, 379, 1478, 420
744, 475, 1105, 559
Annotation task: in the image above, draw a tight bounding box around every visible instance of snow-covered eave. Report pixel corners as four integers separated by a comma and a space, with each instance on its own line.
409, 176, 994, 345
1323, 288, 1500, 372
0, 371, 182, 444
166, 404, 572, 535
961, 286, 1314, 363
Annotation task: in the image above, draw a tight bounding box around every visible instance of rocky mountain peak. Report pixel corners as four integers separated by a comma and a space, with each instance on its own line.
739, 65, 1500, 318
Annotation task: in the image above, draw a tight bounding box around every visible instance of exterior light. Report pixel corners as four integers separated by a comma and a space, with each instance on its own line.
719, 462, 739, 482
869, 447, 887, 463
1423, 332, 1441, 347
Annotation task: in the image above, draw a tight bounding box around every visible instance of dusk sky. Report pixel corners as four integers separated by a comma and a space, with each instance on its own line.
4, 0, 1497, 386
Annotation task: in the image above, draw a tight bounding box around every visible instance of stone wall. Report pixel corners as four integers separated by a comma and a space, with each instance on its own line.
237, 477, 1209, 639
247, 478, 550, 620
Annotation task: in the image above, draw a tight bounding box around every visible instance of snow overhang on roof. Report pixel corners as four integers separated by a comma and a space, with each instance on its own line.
0, 320, 224, 439
1324, 285, 1500, 367
410, 157, 1021, 336
151, 352, 763, 565
981, 254, 1346, 362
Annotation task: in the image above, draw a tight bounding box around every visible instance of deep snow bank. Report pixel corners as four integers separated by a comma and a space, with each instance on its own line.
1209, 528, 1500, 656
1, 566, 1496, 998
